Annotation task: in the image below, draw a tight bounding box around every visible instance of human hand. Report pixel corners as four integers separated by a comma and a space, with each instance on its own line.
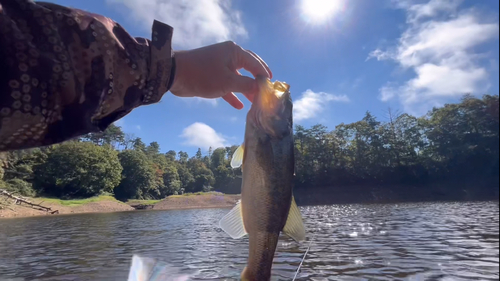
169, 41, 273, 109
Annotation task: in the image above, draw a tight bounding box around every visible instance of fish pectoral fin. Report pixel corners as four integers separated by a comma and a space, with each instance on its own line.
283, 196, 306, 242
230, 143, 245, 169
218, 200, 248, 239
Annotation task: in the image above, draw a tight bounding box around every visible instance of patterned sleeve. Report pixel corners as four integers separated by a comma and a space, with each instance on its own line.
0, 0, 175, 152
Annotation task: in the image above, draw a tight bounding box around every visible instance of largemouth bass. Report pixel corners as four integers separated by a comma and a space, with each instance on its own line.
219, 77, 306, 281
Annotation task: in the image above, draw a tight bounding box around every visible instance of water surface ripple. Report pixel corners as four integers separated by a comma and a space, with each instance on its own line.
0, 202, 498, 280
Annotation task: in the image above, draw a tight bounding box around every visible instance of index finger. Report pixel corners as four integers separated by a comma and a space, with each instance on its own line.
235, 47, 272, 79
246, 50, 273, 79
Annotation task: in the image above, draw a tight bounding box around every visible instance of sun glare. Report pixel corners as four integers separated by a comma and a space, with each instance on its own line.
302, 0, 343, 23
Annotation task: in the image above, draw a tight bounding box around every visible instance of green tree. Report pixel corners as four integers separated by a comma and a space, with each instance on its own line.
132, 138, 147, 152
2, 93, 497, 203
165, 150, 177, 162
1, 148, 48, 196
178, 151, 189, 164
162, 163, 182, 196
210, 148, 226, 171
123, 133, 137, 150
34, 143, 122, 198
185, 157, 215, 192
81, 124, 125, 148
146, 142, 161, 157
147, 149, 170, 198
195, 148, 203, 160
4, 179, 36, 197
2, 148, 47, 182
115, 150, 156, 200
226, 145, 239, 160
423, 94, 500, 179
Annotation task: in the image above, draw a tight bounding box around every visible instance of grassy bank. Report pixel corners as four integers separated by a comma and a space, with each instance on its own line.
153, 192, 240, 210
125, 199, 161, 206
125, 192, 230, 205
125, 192, 240, 210
37, 195, 121, 207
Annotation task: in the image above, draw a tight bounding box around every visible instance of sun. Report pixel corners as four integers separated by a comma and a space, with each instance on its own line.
301, 0, 343, 23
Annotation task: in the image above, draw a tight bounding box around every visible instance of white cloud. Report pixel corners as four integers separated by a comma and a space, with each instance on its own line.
194, 97, 218, 107
136, 125, 142, 130
178, 97, 218, 107
405, 0, 463, 22
293, 90, 350, 121
379, 83, 399, 102
106, 0, 247, 49
368, 0, 499, 114
367, 49, 392, 61
180, 122, 228, 150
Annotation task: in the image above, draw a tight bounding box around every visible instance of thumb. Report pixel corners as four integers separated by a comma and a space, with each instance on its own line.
227, 74, 258, 103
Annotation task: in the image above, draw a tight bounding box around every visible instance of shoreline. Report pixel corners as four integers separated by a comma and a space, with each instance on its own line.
1, 189, 498, 220
0, 193, 241, 219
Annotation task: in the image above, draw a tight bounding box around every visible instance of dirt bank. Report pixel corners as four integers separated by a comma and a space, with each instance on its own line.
152, 193, 240, 210
0, 193, 241, 219
0, 197, 134, 219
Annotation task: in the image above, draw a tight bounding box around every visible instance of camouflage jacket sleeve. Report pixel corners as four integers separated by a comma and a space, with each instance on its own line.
0, 0, 175, 152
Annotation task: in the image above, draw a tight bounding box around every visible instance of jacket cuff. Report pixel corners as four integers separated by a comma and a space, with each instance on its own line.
143, 19, 174, 105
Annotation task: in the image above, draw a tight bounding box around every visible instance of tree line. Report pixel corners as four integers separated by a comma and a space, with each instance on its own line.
0, 94, 498, 201
0, 126, 242, 200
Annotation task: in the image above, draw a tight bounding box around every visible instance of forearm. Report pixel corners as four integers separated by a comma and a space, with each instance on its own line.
0, 0, 175, 152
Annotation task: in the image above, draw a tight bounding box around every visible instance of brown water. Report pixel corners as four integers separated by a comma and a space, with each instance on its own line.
0, 202, 498, 281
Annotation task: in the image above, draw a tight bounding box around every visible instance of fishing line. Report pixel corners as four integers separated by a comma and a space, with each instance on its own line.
292, 233, 316, 281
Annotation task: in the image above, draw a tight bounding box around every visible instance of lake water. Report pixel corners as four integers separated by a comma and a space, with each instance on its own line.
0, 202, 498, 281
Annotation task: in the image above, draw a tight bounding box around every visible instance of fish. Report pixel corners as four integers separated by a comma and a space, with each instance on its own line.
219, 76, 306, 281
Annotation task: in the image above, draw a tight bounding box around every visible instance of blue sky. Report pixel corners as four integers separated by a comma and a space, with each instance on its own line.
50, 0, 499, 156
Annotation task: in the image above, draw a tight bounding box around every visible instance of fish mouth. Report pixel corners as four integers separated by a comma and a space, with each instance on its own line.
251, 77, 293, 138
254, 76, 292, 115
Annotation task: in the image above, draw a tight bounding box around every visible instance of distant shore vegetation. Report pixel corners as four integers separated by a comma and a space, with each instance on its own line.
1, 94, 498, 203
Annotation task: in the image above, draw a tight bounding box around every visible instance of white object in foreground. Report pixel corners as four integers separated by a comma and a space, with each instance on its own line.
127, 255, 190, 281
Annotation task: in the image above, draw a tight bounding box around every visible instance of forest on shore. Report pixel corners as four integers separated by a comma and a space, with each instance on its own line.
0, 94, 498, 204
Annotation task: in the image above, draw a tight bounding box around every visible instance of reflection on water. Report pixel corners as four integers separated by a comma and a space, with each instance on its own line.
0, 202, 498, 280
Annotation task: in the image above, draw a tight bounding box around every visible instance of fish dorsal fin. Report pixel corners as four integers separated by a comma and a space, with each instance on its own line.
283, 196, 306, 242
218, 200, 248, 239
230, 143, 245, 169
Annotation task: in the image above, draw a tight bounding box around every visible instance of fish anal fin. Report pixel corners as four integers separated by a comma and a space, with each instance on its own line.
283, 196, 306, 242
219, 200, 247, 239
